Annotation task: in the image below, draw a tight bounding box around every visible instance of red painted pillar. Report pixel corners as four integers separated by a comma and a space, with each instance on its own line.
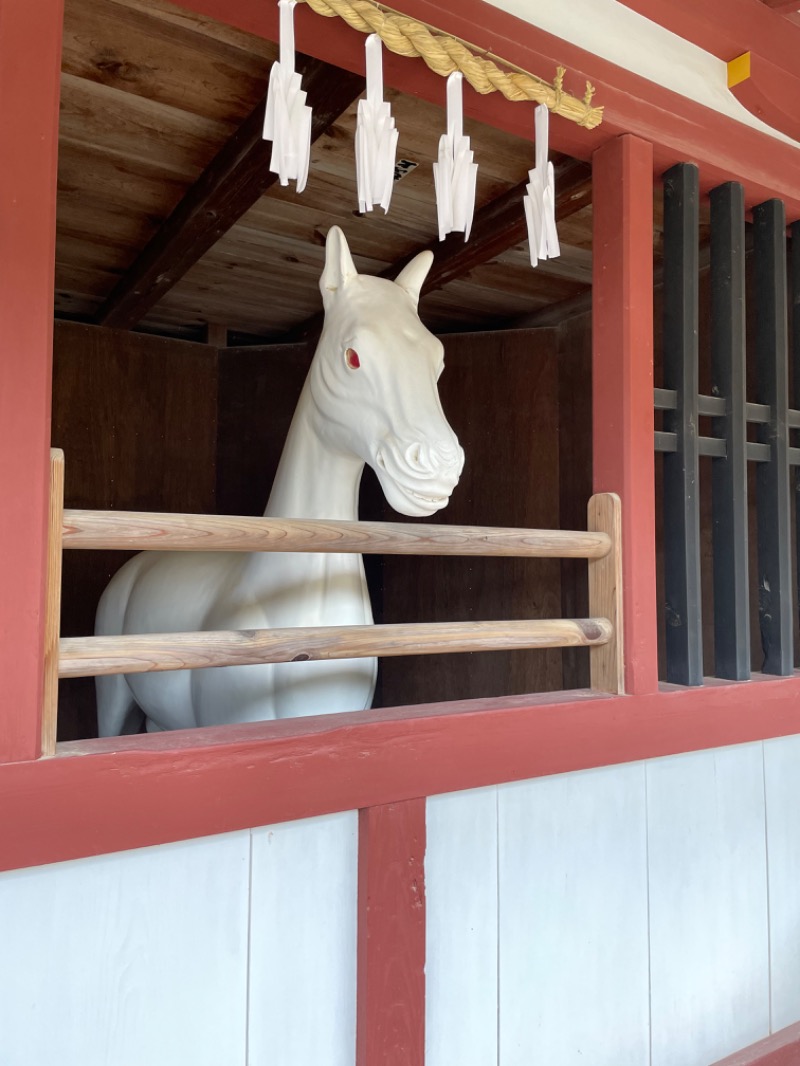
356, 799, 426, 1066
0, 0, 64, 761
592, 134, 659, 695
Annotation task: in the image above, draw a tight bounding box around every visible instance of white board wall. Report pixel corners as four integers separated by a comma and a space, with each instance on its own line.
427, 735, 800, 1066
0, 812, 358, 1066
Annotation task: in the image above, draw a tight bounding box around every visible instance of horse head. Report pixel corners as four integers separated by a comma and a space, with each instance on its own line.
308, 227, 465, 518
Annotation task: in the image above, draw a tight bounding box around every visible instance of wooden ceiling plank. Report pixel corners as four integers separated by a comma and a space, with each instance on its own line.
95, 57, 365, 330
419, 157, 592, 297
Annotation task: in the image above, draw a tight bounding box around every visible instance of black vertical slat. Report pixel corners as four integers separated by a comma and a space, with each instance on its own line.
710, 182, 750, 679
754, 199, 792, 674
662, 163, 703, 685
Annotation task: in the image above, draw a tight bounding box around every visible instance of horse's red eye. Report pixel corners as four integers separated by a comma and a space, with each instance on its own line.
345, 348, 360, 369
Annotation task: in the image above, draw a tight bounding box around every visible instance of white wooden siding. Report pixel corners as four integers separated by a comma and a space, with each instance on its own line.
764, 733, 800, 1033
497, 763, 649, 1066
248, 811, 358, 1066
426, 786, 499, 1066
0, 831, 251, 1066
647, 743, 770, 1066
0, 818, 359, 1066
426, 736, 800, 1066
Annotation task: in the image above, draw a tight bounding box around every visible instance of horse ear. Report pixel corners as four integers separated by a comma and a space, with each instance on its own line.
320, 226, 358, 308
394, 250, 433, 308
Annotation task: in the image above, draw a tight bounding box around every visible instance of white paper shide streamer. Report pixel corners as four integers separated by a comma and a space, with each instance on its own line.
355, 35, 399, 214
433, 72, 478, 242
524, 104, 560, 267
263, 0, 312, 193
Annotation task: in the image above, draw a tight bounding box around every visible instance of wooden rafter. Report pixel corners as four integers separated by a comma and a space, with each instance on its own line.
96, 57, 365, 330
286, 156, 592, 340
420, 157, 592, 296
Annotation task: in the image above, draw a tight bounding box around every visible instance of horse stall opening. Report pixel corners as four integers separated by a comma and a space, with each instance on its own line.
51, 314, 594, 740
51, 0, 596, 741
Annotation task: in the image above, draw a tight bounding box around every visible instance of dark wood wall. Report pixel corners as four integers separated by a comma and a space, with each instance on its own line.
52, 321, 218, 739
53, 320, 593, 737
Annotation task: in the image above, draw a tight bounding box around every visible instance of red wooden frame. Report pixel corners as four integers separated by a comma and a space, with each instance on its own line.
0, 0, 64, 764
357, 801, 426, 1066
4, 675, 800, 875
592, 135, 658, 695
710, 1021, 800, 1065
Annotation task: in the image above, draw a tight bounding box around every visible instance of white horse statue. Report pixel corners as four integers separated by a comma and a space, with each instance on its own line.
95, 227, 464, 734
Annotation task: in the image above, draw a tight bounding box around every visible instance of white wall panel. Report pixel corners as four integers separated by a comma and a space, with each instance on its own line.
497, 763, 649, 1066
647, 743, 769, 1066
764, 732, 800, 1032
0, 831, 250, 1066
248, 811, 358, 1066
426, 786, 499, 1066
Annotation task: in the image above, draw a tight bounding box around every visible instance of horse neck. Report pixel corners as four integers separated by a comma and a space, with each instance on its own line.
263, 382, 365, 521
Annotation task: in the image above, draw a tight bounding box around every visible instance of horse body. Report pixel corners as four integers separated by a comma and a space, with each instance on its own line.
95, 228, 464, 735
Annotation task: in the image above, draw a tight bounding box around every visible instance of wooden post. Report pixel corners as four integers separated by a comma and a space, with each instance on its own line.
592, 134, 658, 694
42, 451, 65, 756
662, 162, 703, 685
588, 492, 624, 694
0, 0, 64, 762
357, 801, 426, 1066
754, 199, 792, 675
710, 182, 750, 680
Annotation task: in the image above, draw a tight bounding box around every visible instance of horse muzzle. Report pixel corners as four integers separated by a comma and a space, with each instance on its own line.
373, 438, 465, 516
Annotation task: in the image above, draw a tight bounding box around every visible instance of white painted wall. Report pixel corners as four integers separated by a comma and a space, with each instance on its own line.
427, 735, 800, 1066
0, 812, 358, 1066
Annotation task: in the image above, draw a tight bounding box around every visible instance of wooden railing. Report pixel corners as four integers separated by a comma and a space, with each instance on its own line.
43, 450, 623, 754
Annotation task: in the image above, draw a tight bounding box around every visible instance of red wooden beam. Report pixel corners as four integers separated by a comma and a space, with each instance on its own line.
728, 52, 800, 146
710, 1022, 800, 1065
357, 801, 426, 1066
759, 0, 800, 12
4, 675, 800, 873
617, 0, 800, 75
592, 135, 658, 694
0, 0, 64, 762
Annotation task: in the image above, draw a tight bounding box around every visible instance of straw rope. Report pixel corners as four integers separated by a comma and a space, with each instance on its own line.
296, 0, 603, 129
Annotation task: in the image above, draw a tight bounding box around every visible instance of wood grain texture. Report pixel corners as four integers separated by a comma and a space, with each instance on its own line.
51, 321, 219, 740
763, 733, 800, 1032
426, 788, 498, 1066
497, 762, 650, 1066
42, 450, 65, 757
0, 831, 250, 1065
62, 508, 611, 558
592, 135, 658, 695
0, 0, 63, 762
357, 800, 426, 1066
647, 743, 770, 1066
249, 812, 358, 1066
96, 57, 365, 329
588, 492, 624, 693
59, 618, 613, 679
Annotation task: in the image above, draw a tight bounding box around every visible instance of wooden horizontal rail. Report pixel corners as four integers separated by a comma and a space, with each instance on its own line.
61, 510, 611, 560
58, 618, 613, 679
